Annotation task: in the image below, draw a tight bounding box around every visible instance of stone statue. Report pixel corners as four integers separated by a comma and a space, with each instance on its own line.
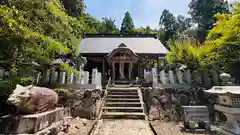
7, 84, 59, 114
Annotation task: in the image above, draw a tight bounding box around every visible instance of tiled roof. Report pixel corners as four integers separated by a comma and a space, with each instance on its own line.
79, 34, 169, 54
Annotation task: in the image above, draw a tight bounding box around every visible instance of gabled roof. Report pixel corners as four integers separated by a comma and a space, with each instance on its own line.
79, 34, 169, 54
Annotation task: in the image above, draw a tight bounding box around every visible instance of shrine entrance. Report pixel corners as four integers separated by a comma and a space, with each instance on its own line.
107, 43, 139, 83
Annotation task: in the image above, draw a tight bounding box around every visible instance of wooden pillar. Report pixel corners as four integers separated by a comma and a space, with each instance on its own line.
119, 62, 124, 79
137, 61, 140, 79
119, 62, 122, 79
102, 58, 105, 85
112, 62, 115, 84
129, 62, 132, 80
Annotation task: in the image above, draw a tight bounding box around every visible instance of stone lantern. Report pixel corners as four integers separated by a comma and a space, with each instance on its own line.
220, 73, 232, 85
204, 73, 240, 135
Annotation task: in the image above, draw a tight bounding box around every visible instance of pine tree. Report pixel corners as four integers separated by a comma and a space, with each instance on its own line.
120, 12, 135, 34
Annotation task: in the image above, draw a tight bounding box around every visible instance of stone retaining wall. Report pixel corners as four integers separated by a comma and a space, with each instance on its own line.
56, 88, 103, 120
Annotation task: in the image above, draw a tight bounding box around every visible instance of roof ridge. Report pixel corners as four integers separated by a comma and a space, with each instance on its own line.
82, 33, 158, 38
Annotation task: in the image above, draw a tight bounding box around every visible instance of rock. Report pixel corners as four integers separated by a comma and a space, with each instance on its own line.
82, 118, 87, 126
57, 88, 102, 119
57, 131, 66, 135
70, 90, 102, 119
7, 84, 58, 114
63, 116, 73, 126
148, 105, 165, 121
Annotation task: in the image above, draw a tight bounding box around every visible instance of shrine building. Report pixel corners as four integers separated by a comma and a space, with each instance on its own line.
79, 33, 169, 85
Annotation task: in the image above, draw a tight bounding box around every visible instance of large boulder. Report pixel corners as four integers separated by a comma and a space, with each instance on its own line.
56, 89, 102, 120
7, 84, 58, 113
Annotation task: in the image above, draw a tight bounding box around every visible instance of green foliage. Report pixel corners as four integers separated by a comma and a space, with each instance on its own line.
60, 0, 85, 18
159, 10, 193, 47
167, 2, 240, 80
83, 13, 102, 33
0, 0, 84, 96
120, 11, 135, 34
134, 26, 158, 34
167, 39, 219, 69
100, 17, 119, 34
0, 0, 83, 66
176, 15, 192, 34
159, 9, 178, 33
207, 2, 240, 72
189, 0, 229, 42
60, 63, 80, 75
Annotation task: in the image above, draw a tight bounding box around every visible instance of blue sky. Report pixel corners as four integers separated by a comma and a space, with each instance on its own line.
84, 0, 192, 29
85, 0, 238, 29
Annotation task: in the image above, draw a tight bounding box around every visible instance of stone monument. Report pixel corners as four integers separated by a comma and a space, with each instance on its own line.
7, 84, 59, 113
204, 73, 240, 135
182, 106, 210, 132
0, 84, 69, 134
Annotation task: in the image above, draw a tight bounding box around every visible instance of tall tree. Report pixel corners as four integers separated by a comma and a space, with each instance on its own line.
100, 17, 119, 34
83, 13, 102, 33
189, 0, 229, 43
60, 0, 85, 18
159, 9, 178, 45
176, 15, 192, 34
120, 11, 135, 34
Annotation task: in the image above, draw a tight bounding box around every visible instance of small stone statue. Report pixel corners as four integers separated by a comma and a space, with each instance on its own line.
7, 84, 59, 114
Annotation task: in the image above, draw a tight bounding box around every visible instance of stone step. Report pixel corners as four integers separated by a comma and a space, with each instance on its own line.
108, 89, 138, 93
107, 95, 139, 99
112, 85, 130, 88
105, 98, 140, 102
108, 87, 138, 90
101, 112, 145, 119
107, 92, 138, 95
103, 107, 143, 112
105, 102, 142, 107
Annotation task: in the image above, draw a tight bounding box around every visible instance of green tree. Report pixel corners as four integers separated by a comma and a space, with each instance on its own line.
176, 15, 192, 34
159, 9, 179, 45
207, 2, 240, 78
189, 0, 229, 43
120, 11, 135, 34
167, 39, 219, 70
0, 0, 83, 69
83, 13, 102, 33
60, 0, 85, 18
100, 17, 119, 34
134, 26, 156, 34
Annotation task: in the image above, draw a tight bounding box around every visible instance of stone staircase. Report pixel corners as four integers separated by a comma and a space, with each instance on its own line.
101, 86, 146, 119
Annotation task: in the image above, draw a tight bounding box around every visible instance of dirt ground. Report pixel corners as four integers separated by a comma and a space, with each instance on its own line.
151, 121, 207, 135
91, 120, 154, 135
58, 118, 95, 135
59, 119, 209, 135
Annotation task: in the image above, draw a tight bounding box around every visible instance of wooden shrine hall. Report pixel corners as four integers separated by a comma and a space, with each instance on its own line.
79, 33, 169, 85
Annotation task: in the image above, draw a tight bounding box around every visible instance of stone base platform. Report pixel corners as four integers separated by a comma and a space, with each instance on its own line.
0, 108, 69, 134
217, 128, 240, 135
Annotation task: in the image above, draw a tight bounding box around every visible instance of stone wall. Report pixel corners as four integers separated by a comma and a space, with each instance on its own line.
142, 87, 219, 123
142, 87, 190, 121
56, 88, 103, 120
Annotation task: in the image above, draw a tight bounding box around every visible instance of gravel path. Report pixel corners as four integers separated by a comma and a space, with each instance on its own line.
151, 121, 205, 135
91, 120, 154, 135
